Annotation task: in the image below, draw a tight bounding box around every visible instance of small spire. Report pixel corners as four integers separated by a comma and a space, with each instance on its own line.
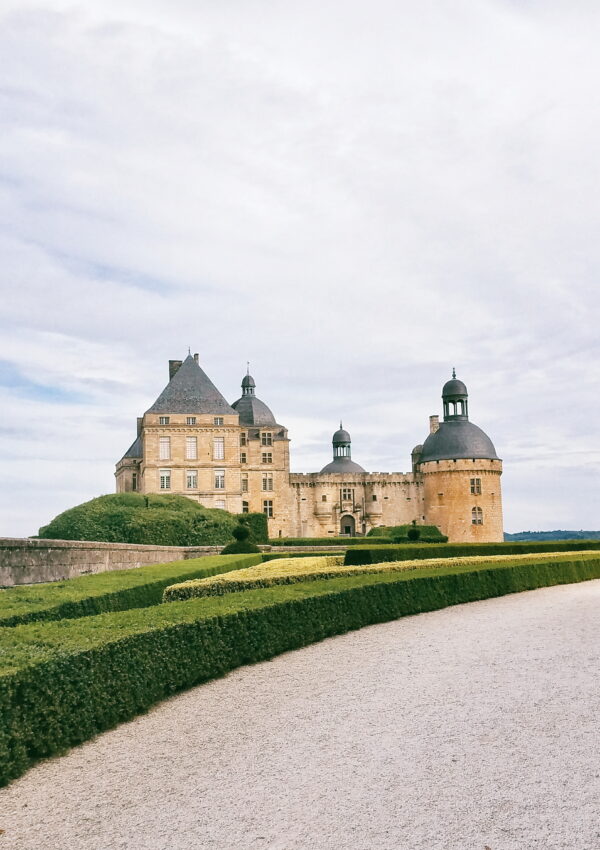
247, 361, 250, 375
188, 346, 191, 355
452, 367, 456, 379
340, 420, 343, 429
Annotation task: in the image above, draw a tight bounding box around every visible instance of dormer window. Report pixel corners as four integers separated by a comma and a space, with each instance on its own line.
261, 432, 273, 446
159, 416, 170, 425
214, 417, 224, 426
187, 417, 196, 425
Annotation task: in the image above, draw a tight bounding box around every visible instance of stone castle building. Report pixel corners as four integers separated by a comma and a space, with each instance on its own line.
115, 355, 503, 542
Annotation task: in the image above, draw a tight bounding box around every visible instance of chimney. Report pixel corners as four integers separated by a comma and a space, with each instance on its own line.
137, 417, 143, 437
169, 359, 183, 380
429, 415, 440, 434
193, 353, 199, 364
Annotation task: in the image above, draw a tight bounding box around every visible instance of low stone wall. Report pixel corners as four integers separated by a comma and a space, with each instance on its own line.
0, 538, 221, 586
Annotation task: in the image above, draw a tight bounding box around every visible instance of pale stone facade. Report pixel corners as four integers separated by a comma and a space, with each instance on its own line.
115, 356, 503, 542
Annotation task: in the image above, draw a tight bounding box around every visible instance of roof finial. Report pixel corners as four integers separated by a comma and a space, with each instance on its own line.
452, 366, 456, 379
247, 361, 250, 375
188, 346, 191, 355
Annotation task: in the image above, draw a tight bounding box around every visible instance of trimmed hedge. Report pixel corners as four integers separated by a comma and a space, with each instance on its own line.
38, 493, 268, 546
2, 553, 600, 787
164, 550, 600, 601
0, 555, 262, 627
366, 524, 447, 542
268, 537, 389, 547
344, 539, 600, 566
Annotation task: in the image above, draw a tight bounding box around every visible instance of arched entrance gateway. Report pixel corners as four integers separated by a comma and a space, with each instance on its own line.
340, 515, 356, 536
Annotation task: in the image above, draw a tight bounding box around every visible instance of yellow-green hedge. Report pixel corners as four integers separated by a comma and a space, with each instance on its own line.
163, 550, 600, 601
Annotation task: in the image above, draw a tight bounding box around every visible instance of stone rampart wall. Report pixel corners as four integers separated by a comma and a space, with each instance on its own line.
0, 538, 221, 586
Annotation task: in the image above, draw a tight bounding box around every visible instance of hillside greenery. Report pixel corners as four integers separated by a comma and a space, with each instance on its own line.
38, 493, 268, 546
504, 530, 600, 541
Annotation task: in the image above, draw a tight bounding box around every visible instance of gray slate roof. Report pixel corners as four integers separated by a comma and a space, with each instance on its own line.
419, 420, 499, 463
231, 395, 277, 426
121, 435, 142, 460
146, 355, 236, 415
320, 457, 367, 474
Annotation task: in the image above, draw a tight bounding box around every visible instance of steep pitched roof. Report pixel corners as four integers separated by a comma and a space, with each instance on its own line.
145, 355, 236, 415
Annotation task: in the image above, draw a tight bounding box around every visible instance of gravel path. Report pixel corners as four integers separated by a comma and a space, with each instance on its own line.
2, 581, 600, 850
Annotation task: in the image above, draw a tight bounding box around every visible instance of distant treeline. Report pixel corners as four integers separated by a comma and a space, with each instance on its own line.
504, 530, 600, 542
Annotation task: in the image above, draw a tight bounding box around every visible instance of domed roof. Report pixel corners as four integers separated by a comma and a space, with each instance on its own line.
231, 395, 277, 427
442, 378, 468, 397
419, 420, 498, 463
241, 373, 256, 389
320, 457, 366, 474
333, 427, 351, 443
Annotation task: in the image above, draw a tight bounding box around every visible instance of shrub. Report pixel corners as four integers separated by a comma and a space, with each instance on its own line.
38, 493, 266, 547
268, 537, 389, 547
164, 550, 600, 601
3, 552, 600, 787
0, 554, 261, 627
368, 525, 447, 542
344, 539, 600, 566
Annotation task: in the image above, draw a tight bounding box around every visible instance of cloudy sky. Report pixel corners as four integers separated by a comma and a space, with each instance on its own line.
2, 0, 599, 537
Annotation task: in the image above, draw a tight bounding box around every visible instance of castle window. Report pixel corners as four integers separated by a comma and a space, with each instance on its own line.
159, 437, 171, 460
159, 469, 171, 490
185, 437, 197, 460
186, 470, 198, 489
240, 432, 247, 447
263, 499, 274, 518
261, 432, 273, 446
214, 417, 224, 426
131, 473, 138, 492
241, 473, 248, 492
240, 452, 247, 464
215, 469, 225, 489
472, 507, 483, 525
322, 495, 327, 502
262, 452, 273, 464
159, 416, 170, 425
213, 437, 224, 460
341, 488, 354, 501
215, 499, 226, 510
186, 416, 196, 425
262, 473, 273, 491
372, 494, 377, 501
470, 478, 482, 495
242, 500, 249, 513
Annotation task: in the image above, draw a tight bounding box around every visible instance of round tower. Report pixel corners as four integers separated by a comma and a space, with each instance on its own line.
417, 372, 503, 542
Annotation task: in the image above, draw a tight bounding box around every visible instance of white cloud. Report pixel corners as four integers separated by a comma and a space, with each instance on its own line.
1, 0, 600, 535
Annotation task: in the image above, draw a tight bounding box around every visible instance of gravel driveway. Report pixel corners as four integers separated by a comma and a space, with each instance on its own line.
2, 580, 600, 850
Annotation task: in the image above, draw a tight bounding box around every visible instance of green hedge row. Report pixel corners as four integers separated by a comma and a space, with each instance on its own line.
262, 551, 345, 561
0, 555, 261, 627
344, 539, 600, 565
2, 554, 600, 786
268, 537, 389, 546
366, 524, 447, 541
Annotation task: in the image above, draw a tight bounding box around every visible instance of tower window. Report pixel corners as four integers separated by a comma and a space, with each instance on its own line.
242, 500, 249, 514
131, 472, 138, 492
263, 499, 274, 518
159, 437, 171, 460
186, 416, 196, 425
213, 437, 225, 460
215, 469, 225, 489
262, 452, 273, 464
261, 432, 273, 446
185, 437, 197, 460
341, 488, 354, 501
240, 432, 247, 447
240, 452, 247, 464
470, 478, 482, 495
472, 507, 483, 525
241, 473, 248, 492
159, 416, 170, 425
262, 473, 273, 491
322, 495, 327, 502
186, 469, 198, 489
372, 494, 377, 501
159, 469, 171, 490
